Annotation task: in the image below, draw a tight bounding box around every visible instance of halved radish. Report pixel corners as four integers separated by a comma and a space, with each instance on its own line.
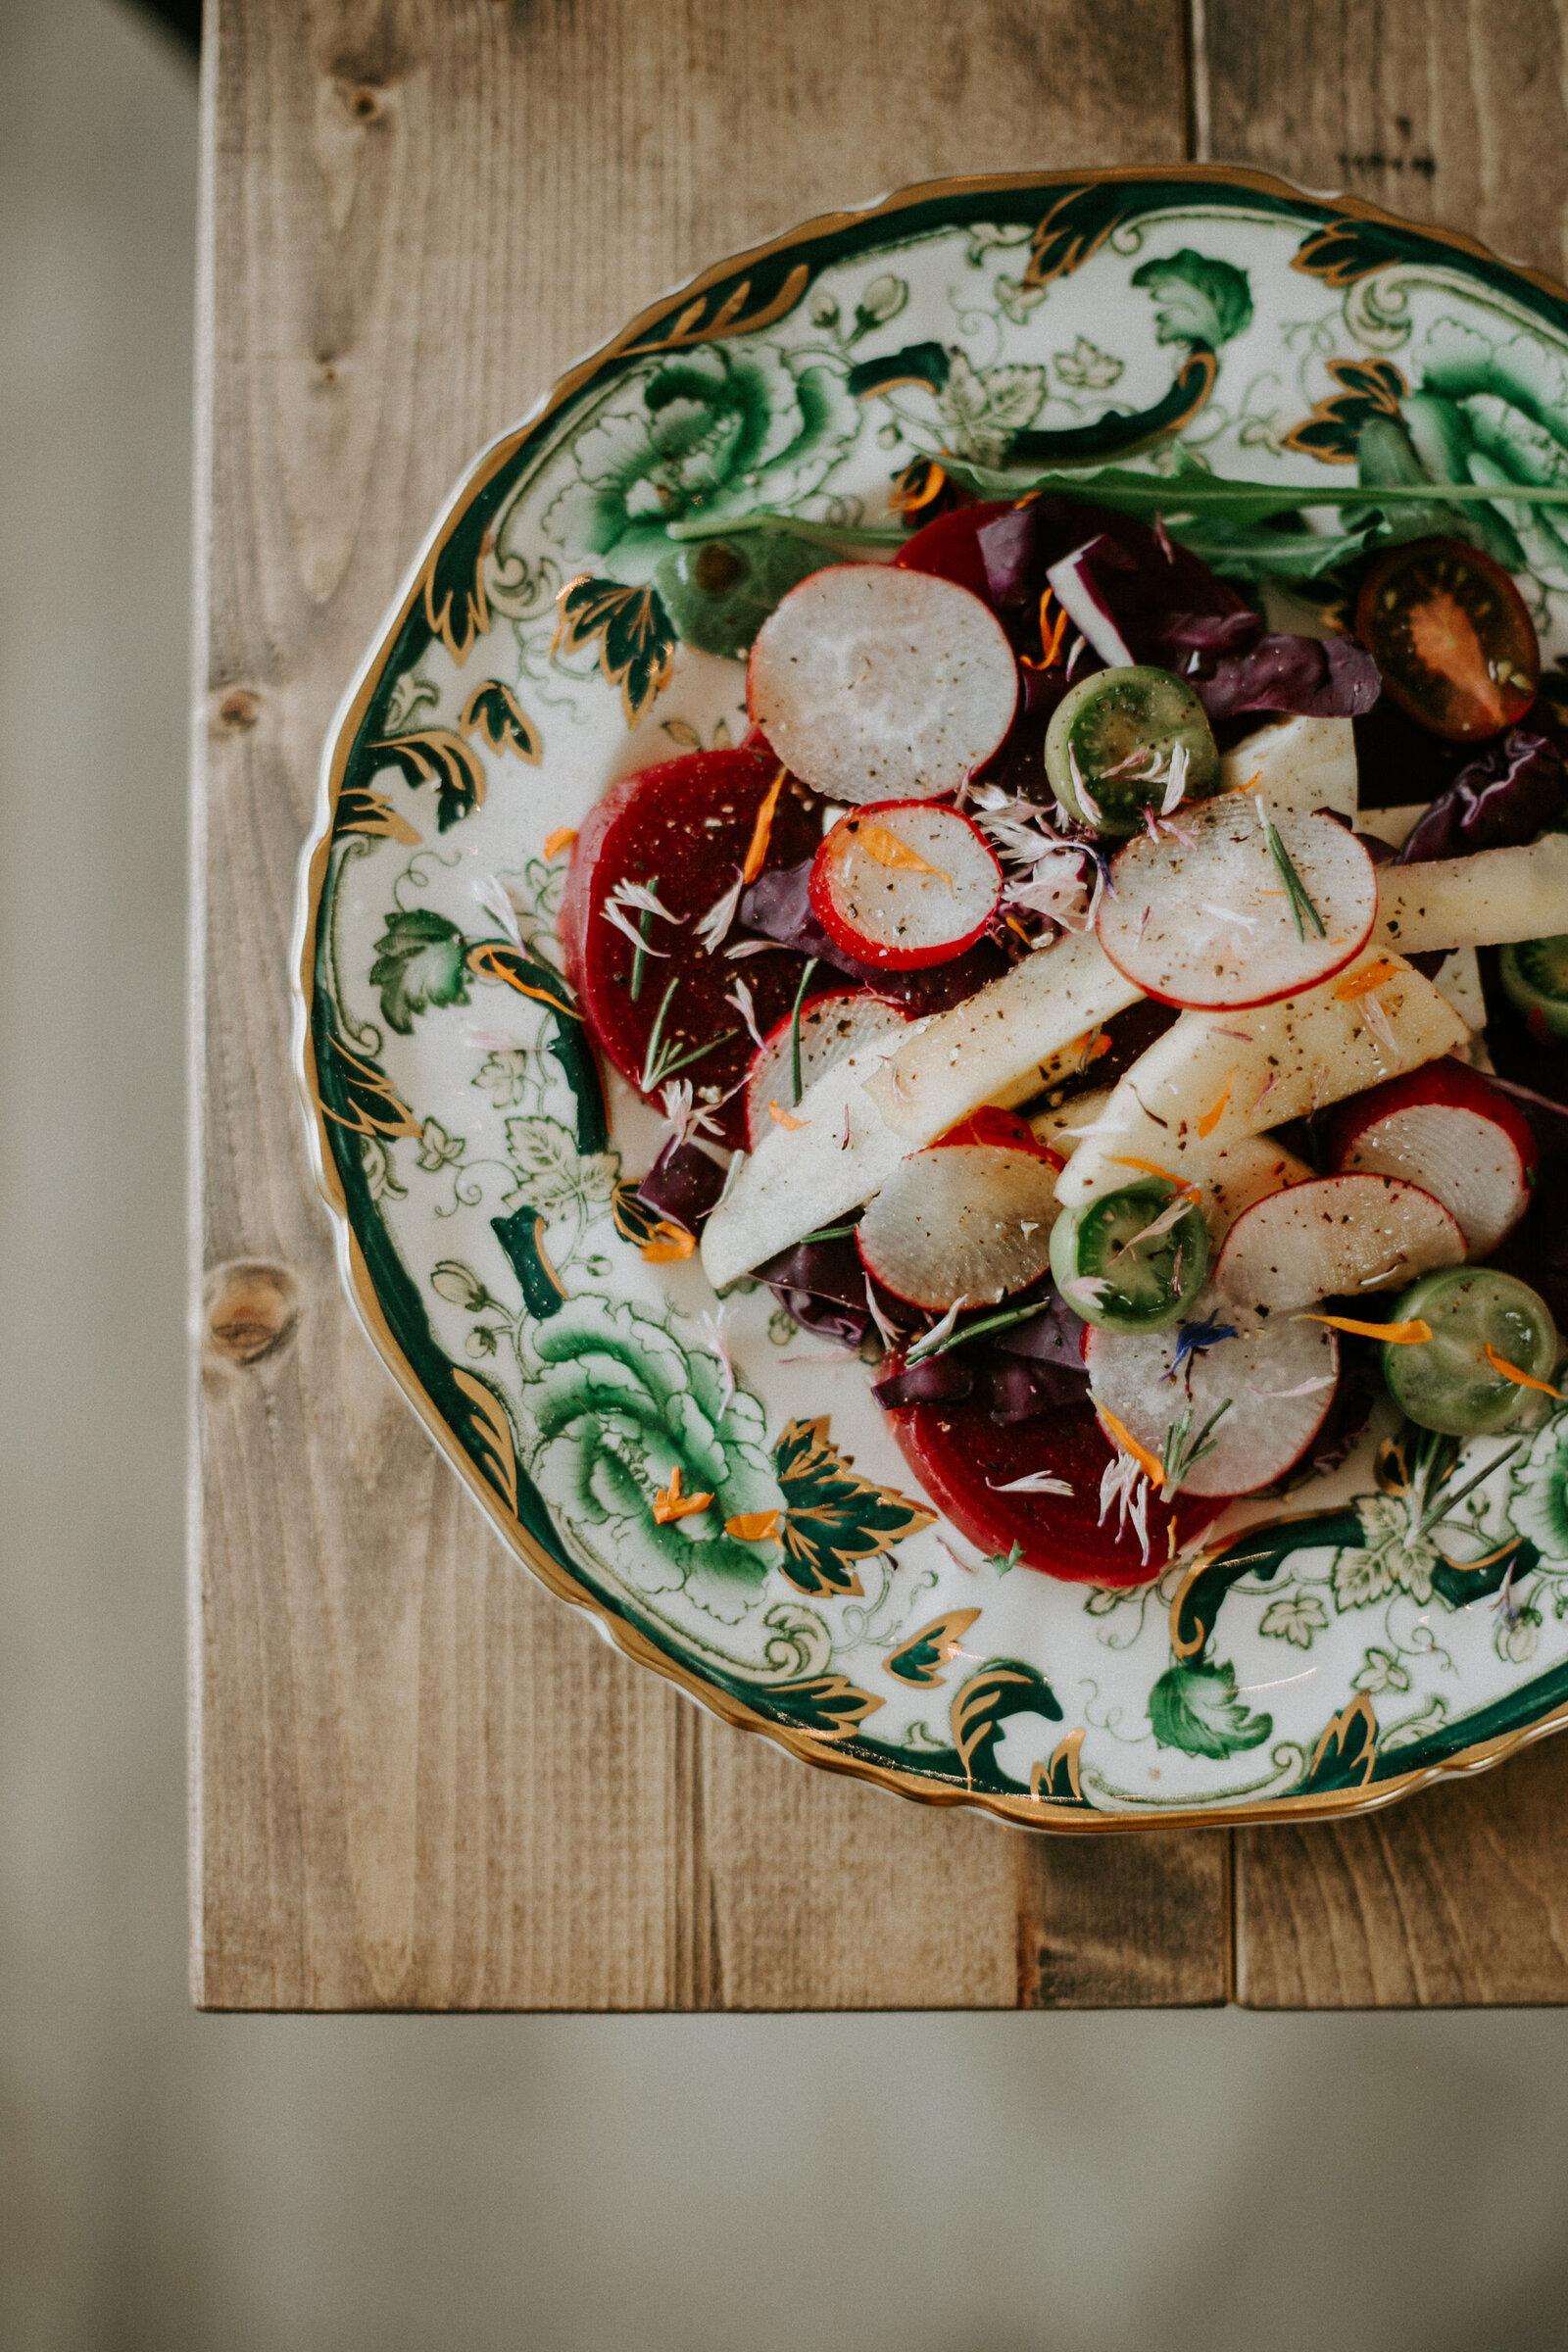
747, 564, 1017, 804
1084, 1316, 1340, 1496
1212, 1172, 1465, 1314
744, 990, 908, 1149
809, 801, 1003, 971
1097, 796, 1377, 1010
1200, 1135, 1315, 1248
1324, 1061, 1539, 1256
882, 1390, 1222, 1586
856, 1144, 1060, 1311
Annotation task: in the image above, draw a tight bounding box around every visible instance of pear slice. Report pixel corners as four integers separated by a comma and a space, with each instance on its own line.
1055, 946, 1468, 1208
1218, 713, 1357, 821
1373, 833, 1568, 956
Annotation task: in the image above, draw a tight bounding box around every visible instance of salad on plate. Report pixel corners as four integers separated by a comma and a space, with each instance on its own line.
557, 449, 1568, 1591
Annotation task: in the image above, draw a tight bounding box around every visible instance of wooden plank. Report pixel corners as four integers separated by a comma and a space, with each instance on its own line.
1202, 0, 1568, 2008
1016, 1826, 1232, 2008
193, 0, 1229, 2010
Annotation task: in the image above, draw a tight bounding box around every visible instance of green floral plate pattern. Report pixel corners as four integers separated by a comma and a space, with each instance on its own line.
295, 167, 1568, 1830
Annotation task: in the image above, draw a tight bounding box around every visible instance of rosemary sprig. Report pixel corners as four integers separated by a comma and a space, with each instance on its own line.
1415, 1438, 1524, 1540
788, 956, 819, 1107
639, 972, 738, 1093
1255, 796, 1326, 941
630, 905, 655, 1003
905, 1298, 1052, 1368
1159, 1396, 1232, 1497
800, 1223, 858, 1244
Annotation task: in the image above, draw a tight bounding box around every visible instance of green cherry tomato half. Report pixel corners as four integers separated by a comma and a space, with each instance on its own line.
1355, 536, 1539, 743
1050, 1179, 1210, 1333
1381, 1266, 1559, 1437
655, 529, 841, 661
1498, 932, 1568, 1043
1044, 664, 1219, 837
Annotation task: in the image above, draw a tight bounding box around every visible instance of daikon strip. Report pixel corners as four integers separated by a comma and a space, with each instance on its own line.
1374, 833, 1568, 956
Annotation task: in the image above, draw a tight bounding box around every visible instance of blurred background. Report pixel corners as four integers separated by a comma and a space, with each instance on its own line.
7, 0, 1568, 2345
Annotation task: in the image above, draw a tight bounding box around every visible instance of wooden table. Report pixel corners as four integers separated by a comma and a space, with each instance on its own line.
192, 0, 1568, 2010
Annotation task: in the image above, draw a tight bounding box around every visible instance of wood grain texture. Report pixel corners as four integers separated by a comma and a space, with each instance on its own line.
192, 0, 1235, 2010
1203, 0, 1568, 2009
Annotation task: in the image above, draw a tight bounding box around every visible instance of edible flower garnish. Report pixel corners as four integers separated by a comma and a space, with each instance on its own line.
988, 1470, 1075, 1496
1165, 1316, 1239, 1381
723, 974, 768, 1054
767, 1101, 809, 1130
740, 767, 786, 884
1109, 1156, 1202, 1199
1299, 1313, 1433, 1344
1336, 956, 1403, 1001
725, 1509, 781, 1543
542, 826, 577, 859
641, 1219, 697, 1264
1483, 1344, 1565, 1399
856, 823, 949, 880
1097, 1442, 1152, 1562
1096, 1404, 1164, 1488
1197, 1072, 1234, 1140
694, 869, 746, 956
653, 1464, 713, 1522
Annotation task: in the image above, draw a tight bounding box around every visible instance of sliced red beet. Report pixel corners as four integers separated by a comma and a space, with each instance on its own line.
559, 747, 824, 1147
933, 1105, 1052, 1155
884, 1390, 1221, 1586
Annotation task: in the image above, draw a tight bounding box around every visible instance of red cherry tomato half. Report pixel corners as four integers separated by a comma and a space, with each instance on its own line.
1355, 536, 1539, 743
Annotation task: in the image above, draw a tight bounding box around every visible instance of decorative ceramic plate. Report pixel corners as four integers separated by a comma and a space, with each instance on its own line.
296, 166, 1568, 1830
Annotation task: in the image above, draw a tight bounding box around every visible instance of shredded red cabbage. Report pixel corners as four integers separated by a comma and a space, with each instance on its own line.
1398, 729, 1565, 863
1191, 632, 1382, 721
635, 1136, 728, 1233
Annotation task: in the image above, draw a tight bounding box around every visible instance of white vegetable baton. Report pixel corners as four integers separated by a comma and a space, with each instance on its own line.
1373, 832, 1568, 956
1217, 713, 1358, 822
1055, 944, 1468, 1207
867, 931, 1144, 1143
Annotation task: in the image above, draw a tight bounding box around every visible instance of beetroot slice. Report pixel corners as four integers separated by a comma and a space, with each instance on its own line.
884, 1392, 1220, 1586
560, 748, 824, 1148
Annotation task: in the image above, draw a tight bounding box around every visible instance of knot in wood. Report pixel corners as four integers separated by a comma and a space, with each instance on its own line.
217, 689, 260, 731
205, 1261, 301, 1367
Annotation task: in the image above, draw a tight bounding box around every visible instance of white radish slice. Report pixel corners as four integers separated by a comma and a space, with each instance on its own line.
1374, 833, 1568, 956
1218, 713, 1357, 822
1097, 798, 1377, 1010
1200, 1135, 1315, 1248
1213, 1173, 1465, 1315
809, 801, 1002, 971
1055, 946, 1468, 1208
1085, 1317, 1340, 1496
744, 991, 908, 1149
747, 564, 1017, 804
857, 1145, 1060, 1310
1326, 1061, 1539, 1256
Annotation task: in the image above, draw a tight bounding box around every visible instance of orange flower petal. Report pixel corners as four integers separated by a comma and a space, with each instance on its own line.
1109, 1155, 1202, 1199
741, 767, 786, 884
641, 1219, 696, 1262
1197, 1071, 1234, 1140
1095, 1405, 1164, 1488
767, 1101, 810, 1130
1336, 957, 1404, 1001
1483, 1343, 1564, 1398
725, 1510, 782, 1543
1299, 1313, 1433, 1345
854, 822, 948, 880
543, 826, 577, 859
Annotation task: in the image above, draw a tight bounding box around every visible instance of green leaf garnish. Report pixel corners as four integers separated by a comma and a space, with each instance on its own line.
1256, 798, 1327, 942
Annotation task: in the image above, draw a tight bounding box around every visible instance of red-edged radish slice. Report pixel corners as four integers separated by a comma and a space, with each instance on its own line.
809, 801, 1003, 971
1097, 797, 1378, 1010
1213, 1172, 1465, 1314
1323, 1062, 1539, 1256
1084, 1317, 1340, 1496
882, 1392, 1220, 1586
744, 990, 907, 1150
856, 1144, 1060, 1310
747, 564, 1017, 804
1200, 1135, 1315, 1248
